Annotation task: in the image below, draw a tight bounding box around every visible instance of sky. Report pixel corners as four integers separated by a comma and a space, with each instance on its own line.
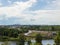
0, 0, 60, 25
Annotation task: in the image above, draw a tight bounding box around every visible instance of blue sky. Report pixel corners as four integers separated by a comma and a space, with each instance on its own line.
0, 0, 60, 25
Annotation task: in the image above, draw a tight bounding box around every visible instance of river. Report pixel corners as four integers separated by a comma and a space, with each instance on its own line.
25, 39, 55, 45
0, 40, 55, 45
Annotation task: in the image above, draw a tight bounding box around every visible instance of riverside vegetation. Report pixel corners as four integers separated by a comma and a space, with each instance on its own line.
0, 25, 60, 45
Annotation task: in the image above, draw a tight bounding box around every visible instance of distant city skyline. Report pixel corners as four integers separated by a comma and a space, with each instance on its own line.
0, 0, 60, 25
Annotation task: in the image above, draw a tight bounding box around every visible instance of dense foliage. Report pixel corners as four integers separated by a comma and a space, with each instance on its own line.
35, 34, 42, 45
18, 34, 26, 45
54, 31, 60, 45
0, 27, 20, 40
0, 25, 60, 32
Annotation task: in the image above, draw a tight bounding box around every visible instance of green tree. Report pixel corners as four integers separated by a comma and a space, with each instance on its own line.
54, 31, 60, 45
27, 40, 31, 45
8, 29, 19, 38
35, 34, 42, 45
51, 26, 55, 31
18, 34, 26, 45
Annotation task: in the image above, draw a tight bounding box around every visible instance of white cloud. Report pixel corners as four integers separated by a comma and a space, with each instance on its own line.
0, 0, 37, 18
44, 0, 60, 10
26, 10, 60, 25
8, 0, 12, 4
0, 0, 60, 25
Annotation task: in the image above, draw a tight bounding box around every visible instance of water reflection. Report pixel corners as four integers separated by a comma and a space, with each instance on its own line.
42, 40, 55, 45
0, 40, 55, 45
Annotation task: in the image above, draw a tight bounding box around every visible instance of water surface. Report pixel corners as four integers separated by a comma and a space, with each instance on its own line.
0, 40, 55, 45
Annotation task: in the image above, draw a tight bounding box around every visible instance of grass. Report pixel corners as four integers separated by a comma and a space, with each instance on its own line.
25, 31, 54, 40
28, 32, 48, 37
28, 32, 38, 36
